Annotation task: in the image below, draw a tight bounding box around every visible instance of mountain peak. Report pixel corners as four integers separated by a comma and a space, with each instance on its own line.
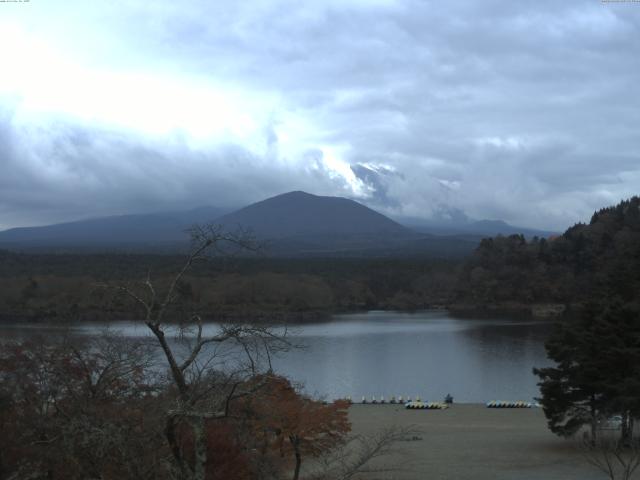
217, 191, 409, 239
279, 190, 315, 198
262, 191, 318, 203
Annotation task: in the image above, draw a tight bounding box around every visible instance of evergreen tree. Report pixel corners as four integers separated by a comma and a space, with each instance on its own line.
595, 301, 640, 443
534, 304, 607, 441
535, 301, 640, 443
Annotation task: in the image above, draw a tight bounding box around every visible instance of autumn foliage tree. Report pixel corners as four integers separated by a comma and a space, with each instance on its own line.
236, 375, 351, 480
0, 338, 354, 480
111, 373, 351, 480
0, 334, 167, 479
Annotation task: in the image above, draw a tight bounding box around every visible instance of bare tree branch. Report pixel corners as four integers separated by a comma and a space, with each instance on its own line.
580, 433, 640, 480
308, 425, 423, 480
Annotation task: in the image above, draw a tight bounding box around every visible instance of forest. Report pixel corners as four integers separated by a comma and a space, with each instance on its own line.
455, 196, 640, 308
0, 254, 458, 322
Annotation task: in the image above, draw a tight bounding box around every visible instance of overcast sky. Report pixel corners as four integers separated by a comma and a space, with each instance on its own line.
1, 0, 639, 231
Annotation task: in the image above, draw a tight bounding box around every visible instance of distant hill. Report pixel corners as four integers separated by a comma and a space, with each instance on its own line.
467, 219, 556, 238
0, 206, 229, 250
0, 191, 481, 257
396, 216, 557, 238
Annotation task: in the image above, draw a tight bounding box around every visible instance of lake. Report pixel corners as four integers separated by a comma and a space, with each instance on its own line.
0, 310, 553, 403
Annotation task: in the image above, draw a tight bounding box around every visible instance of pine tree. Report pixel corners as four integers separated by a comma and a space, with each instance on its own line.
535, 301, 640, 443
534, 304, 607, 441
594, 301, 640, 444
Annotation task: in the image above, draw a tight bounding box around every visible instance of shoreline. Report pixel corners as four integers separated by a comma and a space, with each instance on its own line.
0, 303, 565, 325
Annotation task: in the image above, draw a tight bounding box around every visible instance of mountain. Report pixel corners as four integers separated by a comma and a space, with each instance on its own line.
217, 191, 410, 238
0, 191, 480, 257
213, 191, 482, 257
0, 206, 229, 250
464, 219, 556, 238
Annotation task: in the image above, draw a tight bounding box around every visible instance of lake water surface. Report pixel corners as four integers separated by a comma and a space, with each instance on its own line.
0, 310, 553, 403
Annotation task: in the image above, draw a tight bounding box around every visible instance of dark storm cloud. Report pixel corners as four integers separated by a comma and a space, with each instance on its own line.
0, 106, 353, 228
2, 0, 640, 230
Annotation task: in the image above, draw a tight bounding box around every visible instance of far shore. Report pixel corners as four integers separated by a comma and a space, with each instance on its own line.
0, 303, 567, 325
347, 403, 603, 480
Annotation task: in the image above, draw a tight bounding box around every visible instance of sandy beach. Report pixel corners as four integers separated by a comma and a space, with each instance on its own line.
348, 404, 609, 480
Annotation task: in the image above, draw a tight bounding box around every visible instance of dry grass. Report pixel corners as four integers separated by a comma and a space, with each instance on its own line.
348, 403, 607, 480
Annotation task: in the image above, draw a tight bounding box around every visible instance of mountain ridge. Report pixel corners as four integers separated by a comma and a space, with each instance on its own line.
0, 191, 550, 256
394, 216, 557, 238
0, 206, 229, 247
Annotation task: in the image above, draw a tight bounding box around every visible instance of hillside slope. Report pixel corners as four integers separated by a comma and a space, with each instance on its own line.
0, 206, 227, 249
455, 196, 640, 305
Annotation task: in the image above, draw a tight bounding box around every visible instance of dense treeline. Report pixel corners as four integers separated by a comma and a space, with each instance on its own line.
0, 254, 459, 321
456, 197, 640, 307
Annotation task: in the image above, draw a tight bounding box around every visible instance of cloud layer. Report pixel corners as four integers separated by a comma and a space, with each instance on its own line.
1, 0, 639, 230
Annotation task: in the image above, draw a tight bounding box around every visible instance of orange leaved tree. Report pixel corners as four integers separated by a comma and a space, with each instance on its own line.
235, 375, 351, 480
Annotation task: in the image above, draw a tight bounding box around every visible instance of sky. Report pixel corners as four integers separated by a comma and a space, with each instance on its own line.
1, 0, 639, 231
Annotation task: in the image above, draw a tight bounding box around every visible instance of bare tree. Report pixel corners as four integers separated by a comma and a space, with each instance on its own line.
308, 425, 422, 480
581, 433, 640, 480
0, 332, 168, 480
100, 224, 291, 480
